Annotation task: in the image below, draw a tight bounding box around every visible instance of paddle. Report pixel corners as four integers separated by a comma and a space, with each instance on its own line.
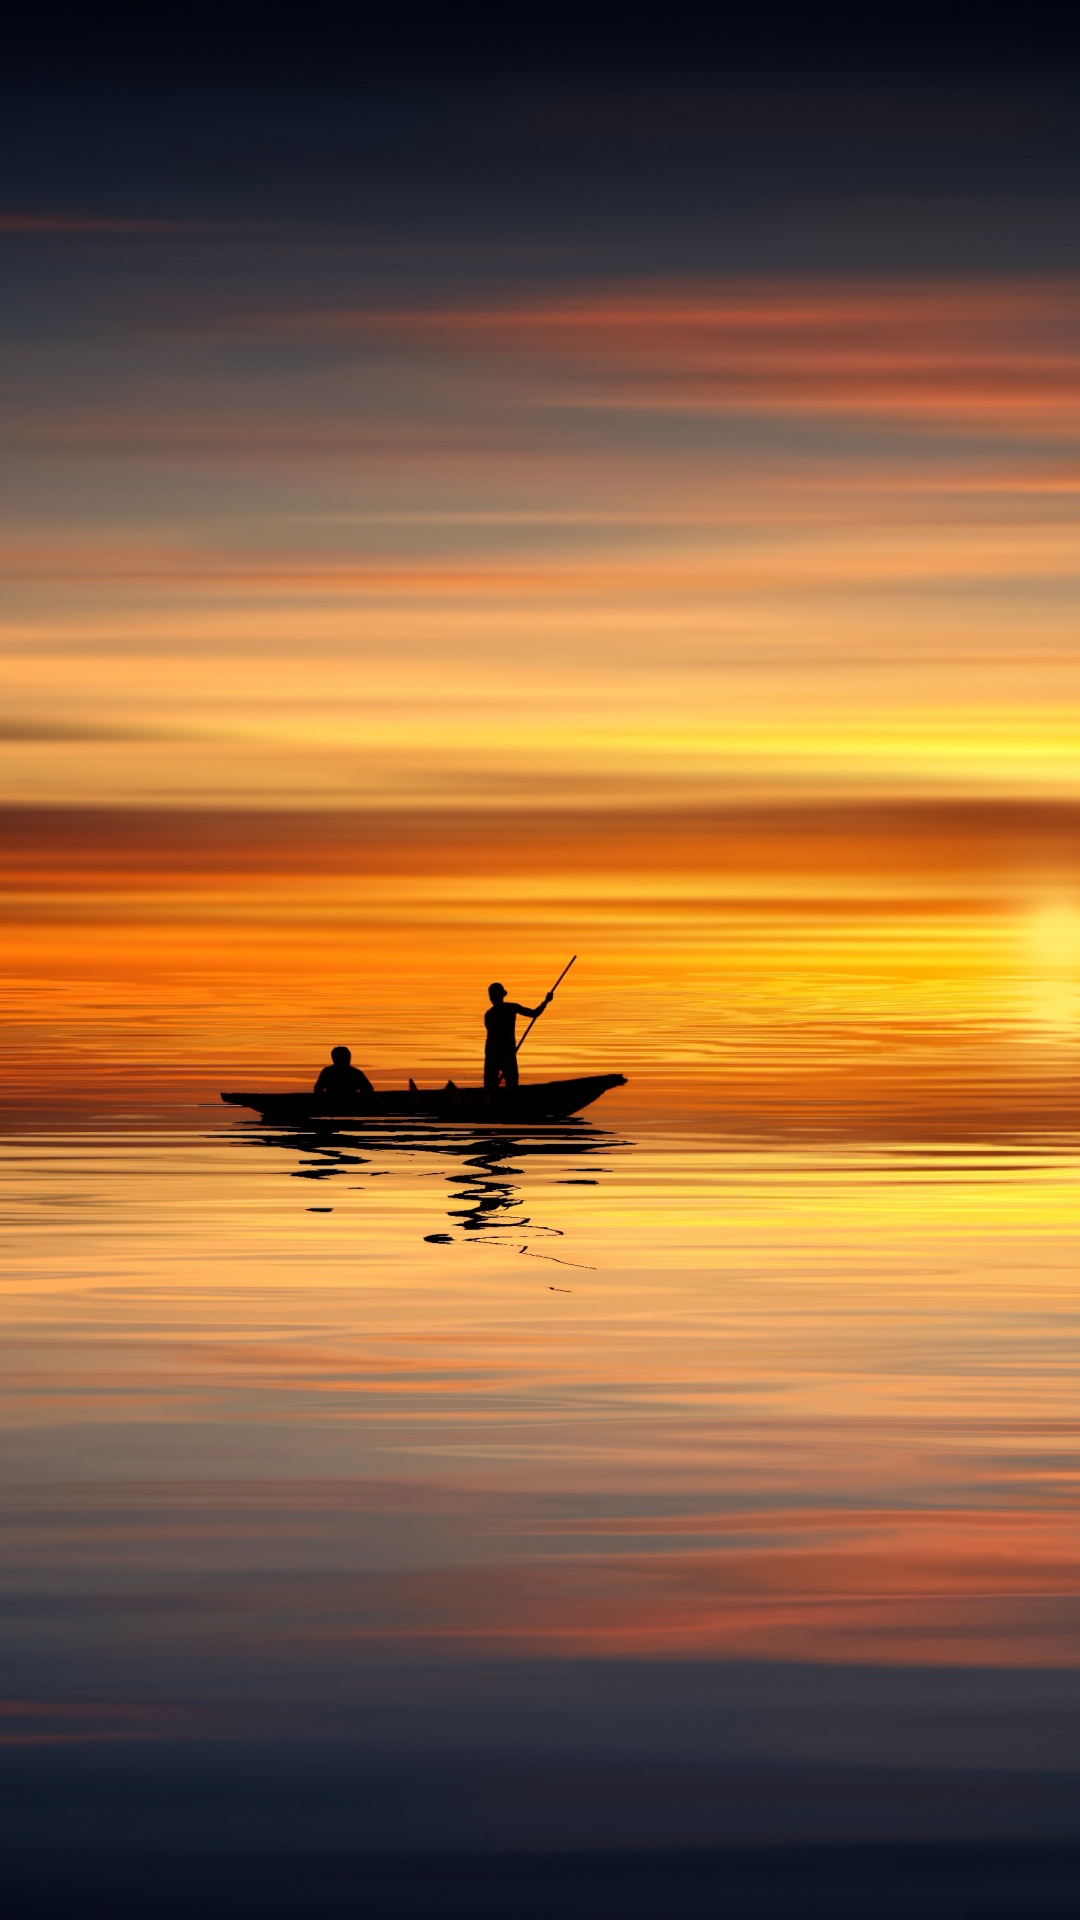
516, 955, 577, 1055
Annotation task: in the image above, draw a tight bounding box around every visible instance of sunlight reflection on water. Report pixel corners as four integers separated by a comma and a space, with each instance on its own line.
1, 1116, 1078, 1745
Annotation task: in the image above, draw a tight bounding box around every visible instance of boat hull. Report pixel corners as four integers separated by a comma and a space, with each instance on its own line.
220, 1074, 626, 1124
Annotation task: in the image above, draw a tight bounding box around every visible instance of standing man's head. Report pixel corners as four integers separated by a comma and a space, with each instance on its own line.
487, 983, 507, 1004
331, 1045, 352, 1065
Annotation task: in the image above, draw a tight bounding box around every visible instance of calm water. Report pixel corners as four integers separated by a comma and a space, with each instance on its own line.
4, 1108, 1080, 1920
3, 1116, 1079, 1740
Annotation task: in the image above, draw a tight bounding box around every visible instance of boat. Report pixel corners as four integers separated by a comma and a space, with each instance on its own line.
220, 1073, 627, 1125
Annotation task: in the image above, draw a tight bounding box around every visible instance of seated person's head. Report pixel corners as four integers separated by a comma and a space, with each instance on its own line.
331, 1046, 352, 1066
488, 983, 506, 1004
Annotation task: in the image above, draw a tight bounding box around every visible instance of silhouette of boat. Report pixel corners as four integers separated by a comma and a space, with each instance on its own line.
220, 1073, 626, 1124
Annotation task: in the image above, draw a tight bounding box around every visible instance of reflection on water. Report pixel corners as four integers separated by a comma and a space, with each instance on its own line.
238, 1117, 622, 1250
1, 1118, 1079, 1786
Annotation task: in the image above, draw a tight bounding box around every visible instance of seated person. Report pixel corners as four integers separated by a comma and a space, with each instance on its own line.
312, 1045, 376, 1112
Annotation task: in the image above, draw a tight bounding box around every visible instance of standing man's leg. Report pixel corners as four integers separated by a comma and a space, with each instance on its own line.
501, 1051, 519, 1091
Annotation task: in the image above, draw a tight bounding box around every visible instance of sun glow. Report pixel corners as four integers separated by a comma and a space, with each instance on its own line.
1024, 899, 1080, 1031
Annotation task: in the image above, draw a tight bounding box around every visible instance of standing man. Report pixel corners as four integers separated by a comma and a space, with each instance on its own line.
484, 982, 552, 1095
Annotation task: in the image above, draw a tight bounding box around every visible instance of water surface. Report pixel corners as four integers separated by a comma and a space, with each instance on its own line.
3, 1116, 1078, 1747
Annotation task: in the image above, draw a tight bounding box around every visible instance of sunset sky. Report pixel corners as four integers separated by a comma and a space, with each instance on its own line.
3, 28, 1080, 1112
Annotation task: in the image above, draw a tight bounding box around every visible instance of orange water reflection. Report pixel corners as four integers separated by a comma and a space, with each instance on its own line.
1, 1117, 1078, 1742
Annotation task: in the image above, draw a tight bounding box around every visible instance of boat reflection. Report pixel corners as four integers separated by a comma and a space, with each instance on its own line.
219, 1117, 625, 1249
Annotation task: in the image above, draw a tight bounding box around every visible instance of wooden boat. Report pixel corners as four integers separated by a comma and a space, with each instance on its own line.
220, 1073, 626, 1125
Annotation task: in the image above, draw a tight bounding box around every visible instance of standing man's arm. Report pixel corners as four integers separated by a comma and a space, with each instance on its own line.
515, 994, 553, 1021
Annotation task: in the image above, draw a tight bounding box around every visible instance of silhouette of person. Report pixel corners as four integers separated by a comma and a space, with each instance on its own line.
312, 1045, 376, 1111
484, 982, 552, 1094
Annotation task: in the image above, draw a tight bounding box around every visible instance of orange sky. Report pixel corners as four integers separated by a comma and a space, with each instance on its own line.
3, 249, 1080, 1112
4, 277, 1079, 813
5, 799, 1080, 1124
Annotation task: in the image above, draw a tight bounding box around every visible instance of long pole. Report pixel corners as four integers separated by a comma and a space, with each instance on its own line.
516, 955, 576, 1054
